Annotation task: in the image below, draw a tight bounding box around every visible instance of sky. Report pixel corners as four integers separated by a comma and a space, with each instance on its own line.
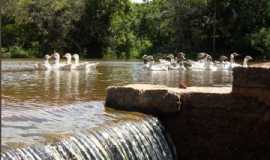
130, 0, 150, 3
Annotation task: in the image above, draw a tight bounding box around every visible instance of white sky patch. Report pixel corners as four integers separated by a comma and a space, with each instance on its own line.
131, 0, 151, 3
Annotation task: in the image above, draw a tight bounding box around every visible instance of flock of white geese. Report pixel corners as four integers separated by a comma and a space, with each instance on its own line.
142, 52, 253, 71
35, 51, 252, 72
35, 52, 98, 70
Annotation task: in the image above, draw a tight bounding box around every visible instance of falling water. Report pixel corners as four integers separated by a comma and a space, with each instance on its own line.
1, 117, 176, 160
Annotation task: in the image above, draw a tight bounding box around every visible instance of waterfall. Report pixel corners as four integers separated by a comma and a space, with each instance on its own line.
1, 117, 176, 160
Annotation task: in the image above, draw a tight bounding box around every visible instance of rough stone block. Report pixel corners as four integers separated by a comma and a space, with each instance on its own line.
106, 84, 233, 114
233, 67, 270, 105
105, 83, 270, 160
105, 84, 182, 115
250, 62, 270, 69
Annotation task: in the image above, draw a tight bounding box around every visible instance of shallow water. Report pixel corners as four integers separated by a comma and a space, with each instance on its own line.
1, 60, 233, 153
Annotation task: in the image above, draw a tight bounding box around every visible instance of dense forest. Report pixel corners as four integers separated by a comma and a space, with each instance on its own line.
1, 0, 270, 59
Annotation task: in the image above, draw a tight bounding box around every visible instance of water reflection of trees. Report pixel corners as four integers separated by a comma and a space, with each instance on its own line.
94, 63, 135, 90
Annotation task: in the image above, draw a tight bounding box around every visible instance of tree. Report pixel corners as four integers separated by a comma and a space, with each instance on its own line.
2, 0, 85, 56
1, 0, 270, 58
250, 27, 270, 58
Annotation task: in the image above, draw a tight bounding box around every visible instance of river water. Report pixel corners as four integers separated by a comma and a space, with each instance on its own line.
1, 60, 233, 159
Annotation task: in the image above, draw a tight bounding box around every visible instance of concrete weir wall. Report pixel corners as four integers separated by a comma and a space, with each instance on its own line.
233, 67, 270, 106
105, 67, 270, 160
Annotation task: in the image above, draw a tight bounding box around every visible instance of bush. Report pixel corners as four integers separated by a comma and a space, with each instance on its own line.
8, 46, 36, 58
0, 48, 11, 58
250, 28, 270, 58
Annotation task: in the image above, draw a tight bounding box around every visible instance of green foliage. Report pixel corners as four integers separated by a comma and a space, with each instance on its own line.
1, 0, 270, 59
250, 28, 270, 58
2, 0, 85, 54
107, 1, 153, 59
68, 0, 131, 58
6, 46, 37, 58
1, 48, 11, 58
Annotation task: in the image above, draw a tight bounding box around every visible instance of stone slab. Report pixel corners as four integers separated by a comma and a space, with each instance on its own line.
105, 84, 182, 115
233, 67, 270, 105
105, 66, 270, 160
105, 84, 270, 160
105, 84, 232, 115
250, 62, 270, 68
233, 67, 270, 88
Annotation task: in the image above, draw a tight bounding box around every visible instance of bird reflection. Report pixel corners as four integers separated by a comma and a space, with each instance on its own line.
204, 70, 214, 85
84, 69, 93, 94
52, 70, 60, 99
147, 70, 182, 87
219, 70, 232, 84
133, 67, 233, 88
40, 69, 101, 102
44, 70, 51, 92
65, 71, 72, 96
72, 70, 80, 98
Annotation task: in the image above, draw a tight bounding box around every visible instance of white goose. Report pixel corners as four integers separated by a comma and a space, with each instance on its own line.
148, 62, 169, 71
72, 54, 98, 70
142, 55, 151, 69
204, 54, 218, 71
143, 55, 168, 71
35, 54, 52, 70
61, 53, 76, 70
159, 55, 178, 70
188, 60, 205, 70
188, 53, 208, 70
159, 59, 171, 66
217, 54, 252, 69
243, 56, 253, 68
175, 52, 187, 71
218, 53, 250, 70
217, 55, 231, 70
169, 63, 181, 70
229, 52, 241, 68
166, 54, 182, 70
205, 62, 218, 71
64, 53, 72, 65
51, 52, 66, 70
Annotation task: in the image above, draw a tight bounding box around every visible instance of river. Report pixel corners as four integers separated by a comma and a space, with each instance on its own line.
1, 60, 233, 159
